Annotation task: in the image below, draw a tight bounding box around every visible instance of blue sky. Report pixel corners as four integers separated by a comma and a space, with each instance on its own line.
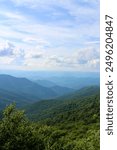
0, 0, 100, 71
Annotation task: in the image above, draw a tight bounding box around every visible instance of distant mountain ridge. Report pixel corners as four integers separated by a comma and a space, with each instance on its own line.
45, 76, 100, 89
35, 80, 57, 88
0, 74, 100, 112
0, 74, 75, 110
0, 74, 57, 99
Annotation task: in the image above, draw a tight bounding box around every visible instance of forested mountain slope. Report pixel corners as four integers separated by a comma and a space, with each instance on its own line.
25, 86, 100, 122
0, 86, 100, 150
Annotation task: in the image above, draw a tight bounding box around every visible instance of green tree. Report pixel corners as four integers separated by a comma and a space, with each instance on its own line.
0, 104, 44, 150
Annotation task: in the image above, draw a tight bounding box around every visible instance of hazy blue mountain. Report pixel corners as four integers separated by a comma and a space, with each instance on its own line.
45, 77, 100, 89
35, 80, 57, 88
0, 75, 75, 109
50, 85, 74, 96
35, 80, 74, 95
0, 71, 99, 89
0, 74, 59, 100
0, 70, 99, 80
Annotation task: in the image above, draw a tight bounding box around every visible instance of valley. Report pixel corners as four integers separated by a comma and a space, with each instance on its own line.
0, 73, 100, 150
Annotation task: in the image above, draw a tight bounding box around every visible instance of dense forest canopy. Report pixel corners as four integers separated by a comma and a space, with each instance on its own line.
0, 86, 100, 150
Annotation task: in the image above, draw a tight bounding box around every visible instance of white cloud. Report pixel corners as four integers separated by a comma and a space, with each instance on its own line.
0, 41, 23, 57
72, 47, 99, 64
0, 0, 100, 71
0, 11, 25, 20
0, 0, 99, 49
0, 42, 14, 56
24, 49, 44, 59
85, 41, 100, 45
0, 57, 14, 65
36, 47, 100, 71
22, 37, 51, 49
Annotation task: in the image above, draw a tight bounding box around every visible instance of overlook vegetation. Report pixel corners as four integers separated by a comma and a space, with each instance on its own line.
0, 85, 100, 150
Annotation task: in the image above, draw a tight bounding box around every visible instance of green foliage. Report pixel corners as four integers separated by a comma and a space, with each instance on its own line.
0, 88, 100, 150
26, 86, 99, 122
0, 104, 45, 150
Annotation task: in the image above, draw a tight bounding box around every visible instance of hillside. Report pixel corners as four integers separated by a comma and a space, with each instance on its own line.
0, 85, 100, 150
25, 86, 100, 149
25, 86, 100, 121
0, 75, 74, 109
0, 88, 40, 110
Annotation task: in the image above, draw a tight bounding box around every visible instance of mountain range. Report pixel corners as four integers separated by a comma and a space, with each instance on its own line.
0, 74, 100, 112
0, 74, 74, 109
0, 80, 100, 150
42, 76, 100, 89
0, 71, 100, 150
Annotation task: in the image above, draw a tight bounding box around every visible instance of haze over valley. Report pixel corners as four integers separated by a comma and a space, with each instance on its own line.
0, 71, 99, 110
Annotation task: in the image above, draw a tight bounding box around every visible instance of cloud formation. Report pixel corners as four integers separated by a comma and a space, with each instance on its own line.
45, 47, 99, 70
0, 0, 100, 71
0, 42, 14, 56
0, 41, 23, 57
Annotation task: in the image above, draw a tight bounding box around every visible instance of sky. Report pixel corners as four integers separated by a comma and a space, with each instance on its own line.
0, 0, 100, 71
